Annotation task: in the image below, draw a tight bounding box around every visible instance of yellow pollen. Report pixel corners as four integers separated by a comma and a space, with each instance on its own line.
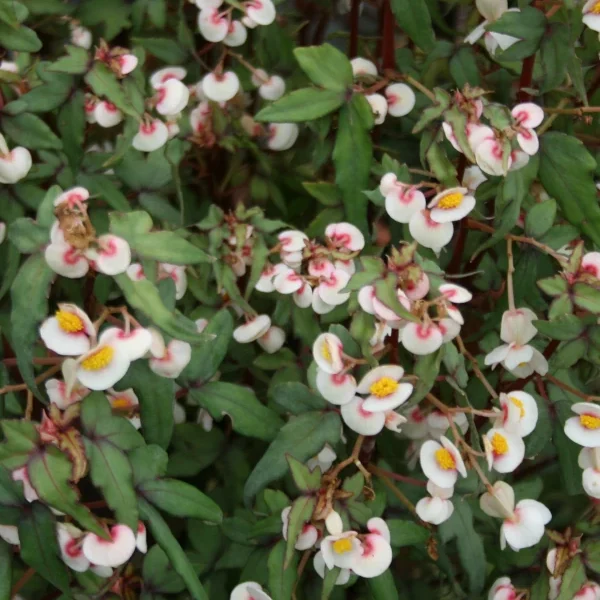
509, 396, 525, 418
332, 539, 353, 554
491, 432, 509, 455
369, 377, 399, 398
81, 346, 114, 371
580, 414, 600, 430
517, 362, 529, 368
437, 192, 463, 210
590, 1, 600, 14
435, 448, 456, 470
321, 343, 332, 363
56, 310, 84, 333
111, 397, 132, 410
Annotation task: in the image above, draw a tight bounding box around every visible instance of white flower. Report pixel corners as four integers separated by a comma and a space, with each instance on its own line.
281, 506, 318, 550
474, 131, 512, 177
498, 391, 538, 437
483, 427, 525, 473
582, 0, 600, 32
0, 133, 32, 184
511, 103, 544, 156
565, 402, 600, 447
132, 119, 169, 152
155, 79, 190, 116
385, 83, 416, 117
582, 251, 600, 278
409, 210, 454, 253
198, 7, 229, 41
253, 71, 285, 101
71, 25, 92, 49
419, 436, 467, 488
244, 0, 276, 25
202, 71, 240, 102
356, 365, 413, 412
464, 0, 520, 56
316, 269, 351, 306
136, 522, 147, 553
325, 222, 365, 252
267, 123, 299, 151
366, 93, 388, 125
462, 165, 487, 194
306, 444, 337, 473
278, 230, 308, 253
12, 467, 38, 502
39, 304, 95, 356
351, 518, 393, 578
488, 577, 517, 600
150, 67, 187, 89
93, 101, 123, 128
313, 550, 351, 585
312, 333, 344, 374
149, 339, 192, 378
321, 530, 362, 571
224, 21, 248, 47
230, 582, 272, 600
401, 321, 444, 356
0, 525, 19, 546
46, 378, 90, 409
351, 57, 377, 77
82, 525, 136, 567
57, 523, 89, 572
316, 370, 357, 406
416, 481, 454, 525
578, 447, 600, 498
428, 187, 476, 224
106, 388, 141, 429
384, 181, 426, 224
116, 54, 138, 76
341, 397, 387, 435
233, 315, 272, 344
257, 326, 286, 354
480, 481, 551, 551
574, 582, 600, 600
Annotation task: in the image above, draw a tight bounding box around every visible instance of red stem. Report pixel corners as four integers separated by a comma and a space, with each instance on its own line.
381, 0, 395, 71
349, 0, 360, 58
518, 55, 536, 102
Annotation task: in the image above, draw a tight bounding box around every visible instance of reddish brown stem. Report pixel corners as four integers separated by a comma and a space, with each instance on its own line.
368, 464, 427, 487
381, 0, 395, 71
349, 0, 360, 58
11, 567, 36, 597
518, 55, 535, 102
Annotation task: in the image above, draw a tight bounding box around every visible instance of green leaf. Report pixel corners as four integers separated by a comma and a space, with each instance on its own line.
255, 88, 344, 123
525, 199, 557, 239
534, 315, 585, 341
537, 275, 568, 297
584, 540, 600, 573
139, 497, 209, 600
449, 47, 480, 88
412, 88, 451, 134
320, 565, 341, 600
142, 545, 186, 595
287, 455, 321, 492
114, 274, 210, 344
10, 254, 55, 400
58, 90, 86, 174
133, 37, 187, 63
81, 394, 142, 530
293, 44, 353, 91
19, 75, 74, 114
390, 0, 435, 52
539, 23, 570, 92
0, 421, 38, 470
268, 539, 298, 600
556, 556, 586, 600
129, 445, 168, 486
0, 21, 41, 51
552, 400, 583, 495
302, 182, 342, 207
572, 283, 600, 313
7, 218, 49, 253
438, 501, 486, 595
118, 361, 175, 449
78, 174, 132, 212
28, 446, 106, 537
84, 62, 140, 119
283, 495, 316, 568
333, 94, 373, 235
367, 570, 399, 600
49, 45, 90, 74
0, 539, 12, 600
191, 382, 283, 442
388, 519, 430, 547
2, 113, 62, 150
374, 274, 419, 323
270, 382, 327, 414
487, 6, 546, 61
411, 348, 444, 404
138, 478, 223, 523
244, 411, 341, 505
539, 133, 600, 247
18, 503, 71, 593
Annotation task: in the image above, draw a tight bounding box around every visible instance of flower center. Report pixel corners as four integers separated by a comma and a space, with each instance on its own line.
435, 448, 456, 470
491, 432, 509, 455
321, 343, 332, 363
437, 192, 463, 210
56, 310, 85, 333
332, 538, 353, 554
517, 361, 529, 368
111, 397, 132, 410
369, 377, 399, 398
590, 1, 600, 14
580, 414, 600, 430
509, 396, 525, 418
81, 346, 114, 371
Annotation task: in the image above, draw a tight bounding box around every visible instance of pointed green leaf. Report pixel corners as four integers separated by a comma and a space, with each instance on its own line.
283, 495, 316, 568
293, 44, 352, 91
255, 88, 344, 123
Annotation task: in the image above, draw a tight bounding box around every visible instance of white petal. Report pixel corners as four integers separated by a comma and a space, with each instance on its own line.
82, 525, 136, 568
267, 122, 299, 151
312, 288, 335, 315
259, 75, 286, 101
257, 326, 286, 354
316, 369, 357, 405
233, 315, 272, 343
118, 54, 138, 76
224, 20, 248, 47
202, 71, 240, 102
477, 0, 507, 21
150, 67, 187, 89
464, 21, 488, 45
312, 333, 344, 374
94, 101, 123, 128
479, 481, 515, 519
512, 103, 544, 129
87, 235, 131, 275
325, 222, 365, 252
351, 57, 377, 77
76, 341, 131, 391
484, 344, 511, 367
385, 83, 416, 117
156, 79, 190, 116
385, 187, 426, 223
401, 322, 443, 355
341, 397, 386, 435
325, 510, 344, 535
475, 138, 511, 176
439, 283, 472, 304
318, 269, 351, 306
245, 0, 276, 25
366, 93, 388, 125
484, 427, 525, 473
313, 551, 351, 585
132, 120, 169, 152
503, 345, 534, 371
409, 210, 454, 252
366, 518, 390, 543
416, 496, 453, 525
351, 533, 392, 578
0, 525, 19, 546
198, 8, 228, 41
103, 327, 152, 361
149, 340, 192, 378
136, 522, 147, 553
293, 283, 313, 308
57, 523, 90, 572
45, 242, 89, 278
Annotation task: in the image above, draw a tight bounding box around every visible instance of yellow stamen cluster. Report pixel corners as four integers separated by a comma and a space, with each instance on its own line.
332, 538, 353, 554
321, 343, 332, 363
56, 310, 84, 333
580, 414, 600, 430
111, 397, 132, 410
491, 432, 509, 455
509, 396, 525, 418
435, 448, 456, 470
369, 377, 399, 398
437, 192, 463, 210
81, 346, 114, 371
590, 1, 600, 15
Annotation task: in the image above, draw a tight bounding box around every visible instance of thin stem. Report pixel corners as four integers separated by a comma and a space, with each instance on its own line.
367, 464, 427, 487
518, 55, 536, 103
538, 98, 569, 135
402, 74, 436, 102
11, 567, 36, 598
456, 335, 498, 399
374, 472, 432, 528
328, 435, 365, 479
468, 454, 494, 494
545, 373, 600, 402
0, 363, 62, 396
227, 50, 269, 83
25, 390, 34, 420
3, 357, 62, 366
506, 238, 516, 311
543, 106, 600, 115
380, 0, 395, 71
348, 0, 359, 58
